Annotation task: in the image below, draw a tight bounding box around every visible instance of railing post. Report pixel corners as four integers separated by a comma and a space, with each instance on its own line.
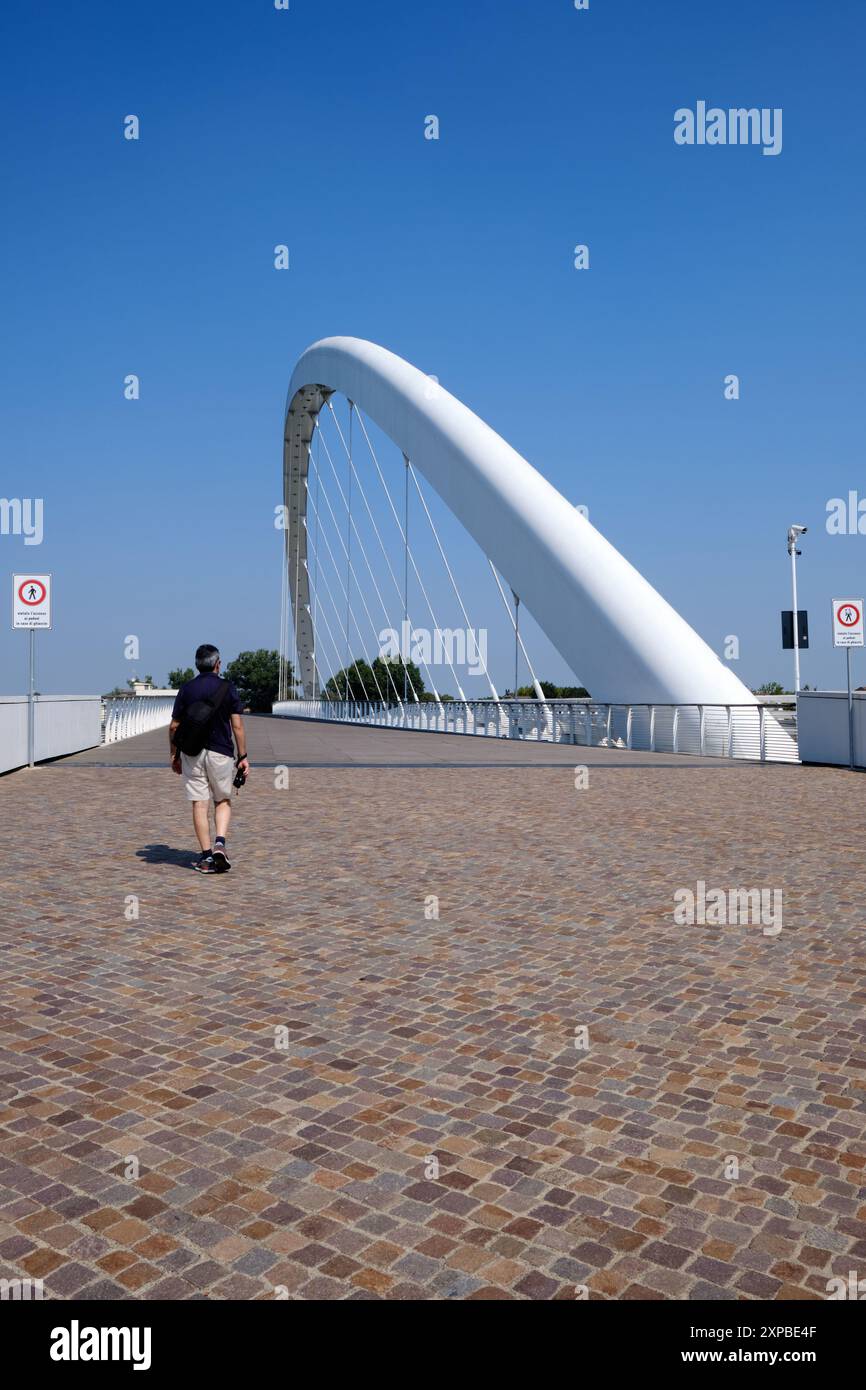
727, 706, 733, 757
649, 705, 655, 752
626, 706, 633, 750
759, 703, 766, 761
672, 706, 679, 755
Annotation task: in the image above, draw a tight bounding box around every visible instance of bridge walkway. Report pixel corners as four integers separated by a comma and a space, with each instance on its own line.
0, 717, 861, 1300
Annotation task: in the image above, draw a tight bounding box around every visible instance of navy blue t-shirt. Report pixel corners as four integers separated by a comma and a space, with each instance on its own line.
172, 674, 243, 757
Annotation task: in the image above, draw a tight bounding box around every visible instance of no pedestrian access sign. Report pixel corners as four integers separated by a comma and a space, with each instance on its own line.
13, 573, 52, 629
832, 597, 864, 648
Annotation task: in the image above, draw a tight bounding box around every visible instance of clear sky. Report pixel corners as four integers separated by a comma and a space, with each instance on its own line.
1, 0, 864, 698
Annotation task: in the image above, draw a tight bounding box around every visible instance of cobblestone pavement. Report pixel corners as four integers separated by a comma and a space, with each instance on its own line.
1, 717, 864, 1301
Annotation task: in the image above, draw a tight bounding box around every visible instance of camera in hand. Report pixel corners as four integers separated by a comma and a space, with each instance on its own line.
233, 758, 247, 790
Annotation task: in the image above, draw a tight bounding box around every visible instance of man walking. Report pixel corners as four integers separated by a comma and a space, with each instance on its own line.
169, 644, 249, 873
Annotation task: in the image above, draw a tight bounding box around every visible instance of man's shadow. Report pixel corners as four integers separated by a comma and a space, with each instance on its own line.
136, 844, 196, 870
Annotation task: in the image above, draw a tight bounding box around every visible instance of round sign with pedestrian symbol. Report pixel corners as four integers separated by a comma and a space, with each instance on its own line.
832, 598, 865, 649
837, 603, 861, 627
13, 573, 52, 629
18, 579, 46, 606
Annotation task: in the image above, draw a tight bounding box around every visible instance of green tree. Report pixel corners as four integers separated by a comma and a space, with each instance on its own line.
755, 681, 785, 695
513, 681, 590, 698
324, 656, 424, 704
225, 649, 284, 712
168, 667, 195, 687
372, 656, 424, 704
323, 659, 376, 701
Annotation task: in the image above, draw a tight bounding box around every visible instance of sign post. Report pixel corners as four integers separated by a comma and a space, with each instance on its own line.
832, 598, 864, 771
12, 574, 52, 768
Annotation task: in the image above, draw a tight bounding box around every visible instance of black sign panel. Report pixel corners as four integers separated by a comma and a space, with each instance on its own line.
781, 610, 809, 649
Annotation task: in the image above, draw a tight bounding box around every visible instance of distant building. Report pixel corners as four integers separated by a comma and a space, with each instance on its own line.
131, 682, 177, 697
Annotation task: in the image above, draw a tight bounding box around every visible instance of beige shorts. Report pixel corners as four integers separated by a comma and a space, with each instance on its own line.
181, 749, 234, 802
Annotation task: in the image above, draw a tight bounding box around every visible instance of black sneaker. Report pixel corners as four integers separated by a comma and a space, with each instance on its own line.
212, 846, 231, 873
194, 852, 215, 874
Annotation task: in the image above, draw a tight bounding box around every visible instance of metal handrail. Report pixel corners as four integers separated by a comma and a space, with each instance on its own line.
271, 698, 799, 763
102, 697, 175, 744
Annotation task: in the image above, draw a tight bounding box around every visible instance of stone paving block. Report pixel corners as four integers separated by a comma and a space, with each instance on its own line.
1, 717, 865, 1300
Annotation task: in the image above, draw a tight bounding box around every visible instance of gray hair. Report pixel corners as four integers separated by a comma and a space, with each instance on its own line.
195, 644, 220, 672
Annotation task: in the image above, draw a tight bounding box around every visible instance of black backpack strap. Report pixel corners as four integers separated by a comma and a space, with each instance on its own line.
207, 679, 232, 720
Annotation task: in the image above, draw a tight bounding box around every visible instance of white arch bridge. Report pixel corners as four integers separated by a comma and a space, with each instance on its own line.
274, 337, 797, 763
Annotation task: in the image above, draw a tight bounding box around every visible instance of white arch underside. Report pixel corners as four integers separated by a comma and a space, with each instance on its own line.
283, 337, 756, 706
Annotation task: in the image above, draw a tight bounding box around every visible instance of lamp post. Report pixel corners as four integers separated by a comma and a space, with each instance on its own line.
787, 524, 807, 693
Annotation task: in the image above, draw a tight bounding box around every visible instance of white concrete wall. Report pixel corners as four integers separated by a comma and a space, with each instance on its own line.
797, 691, 866, 768
0, 695, 102, 774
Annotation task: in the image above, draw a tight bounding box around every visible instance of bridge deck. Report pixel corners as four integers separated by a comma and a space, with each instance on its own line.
1, 716, 863, 1301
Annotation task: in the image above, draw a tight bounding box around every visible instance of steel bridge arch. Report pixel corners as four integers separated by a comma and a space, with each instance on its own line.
283, 336, 755, 705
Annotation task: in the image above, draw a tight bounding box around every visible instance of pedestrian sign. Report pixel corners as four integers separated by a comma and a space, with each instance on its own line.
13, 573, 52, 629
832, 598, 864, 648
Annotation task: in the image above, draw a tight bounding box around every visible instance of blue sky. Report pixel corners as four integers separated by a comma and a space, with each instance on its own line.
1, 0, 864, 697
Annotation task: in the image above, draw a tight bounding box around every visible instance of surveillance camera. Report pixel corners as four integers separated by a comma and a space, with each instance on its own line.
790, 524, 807, 535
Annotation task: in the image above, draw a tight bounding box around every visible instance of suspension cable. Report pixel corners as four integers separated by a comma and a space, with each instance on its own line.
345, 401, 353, 677
487, 559, 547, 704
303, 550, 348, 700
310, 420, 406, 705
278, 519, 288, 702
403, 455, 409, 706
299, 454, 332, 700
408, 462, 500, 704
307, 472, 390, 706
303, 455, 343, 695
312, 427, 322, 696
335, 404, 463, 702
315, 482, 400, 707
319, 408, 432, 704
305, 480, 373, 702
304, 419, 372, 706
304, 501, 363, 699
292, 468, 302, 699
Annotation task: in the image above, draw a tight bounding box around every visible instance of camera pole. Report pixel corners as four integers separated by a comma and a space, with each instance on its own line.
787, 525, 807, 693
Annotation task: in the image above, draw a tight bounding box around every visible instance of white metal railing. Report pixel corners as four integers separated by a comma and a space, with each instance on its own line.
1, 695, 102, 772
102, 697, 176, 744
272, 698, 800, 763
